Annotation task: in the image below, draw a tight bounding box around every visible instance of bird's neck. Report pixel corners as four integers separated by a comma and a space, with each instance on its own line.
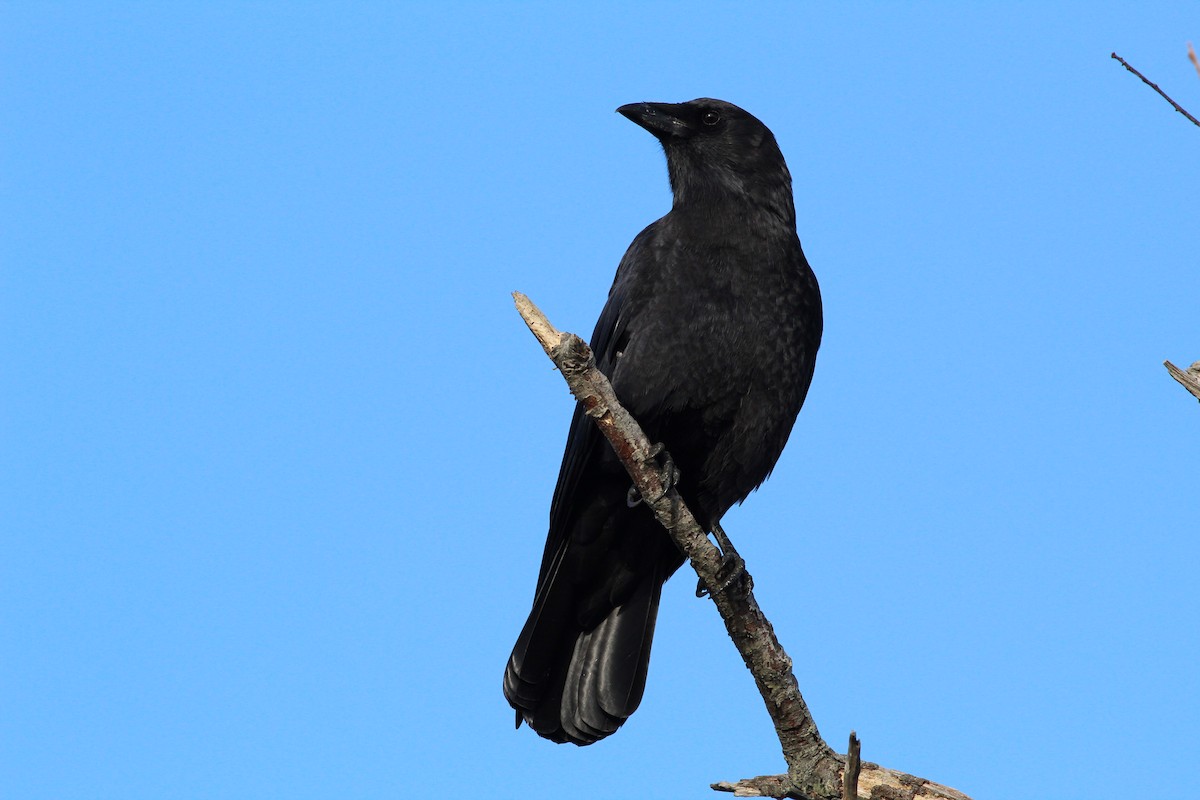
667, 163, 796, 231
669, 180, 797, 233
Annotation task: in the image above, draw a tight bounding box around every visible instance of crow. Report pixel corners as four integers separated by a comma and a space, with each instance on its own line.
504, 98, 823, 745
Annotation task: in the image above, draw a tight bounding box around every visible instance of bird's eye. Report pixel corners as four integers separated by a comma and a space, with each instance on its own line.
702, 110, 721, 125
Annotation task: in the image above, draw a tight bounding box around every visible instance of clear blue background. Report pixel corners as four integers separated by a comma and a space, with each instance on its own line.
3, 3, 1198, 798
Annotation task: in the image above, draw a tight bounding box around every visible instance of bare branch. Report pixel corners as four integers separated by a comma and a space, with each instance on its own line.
1111, 51, 1200, 129
1189, 43, 1200, 80
514, 292, 974, 800
1165, 360, 1200, 402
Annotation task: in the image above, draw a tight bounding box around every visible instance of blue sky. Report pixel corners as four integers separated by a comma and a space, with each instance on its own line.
3, 3, 1198, 798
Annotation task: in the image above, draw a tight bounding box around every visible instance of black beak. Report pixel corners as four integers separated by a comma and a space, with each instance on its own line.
617, 102, 693, 141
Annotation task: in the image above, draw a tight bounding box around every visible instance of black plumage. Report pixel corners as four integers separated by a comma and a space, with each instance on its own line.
504, 98, 823, 745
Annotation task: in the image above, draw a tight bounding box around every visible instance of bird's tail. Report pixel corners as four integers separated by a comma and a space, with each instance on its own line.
503, 560, 665, 745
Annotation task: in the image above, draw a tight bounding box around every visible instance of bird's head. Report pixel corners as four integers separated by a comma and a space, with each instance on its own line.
617, 98, 793, 220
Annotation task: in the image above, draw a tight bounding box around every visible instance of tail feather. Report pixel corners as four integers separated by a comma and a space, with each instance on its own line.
592, 574, 660, 720
504, 552, 665, 745
506, 542, 573, 702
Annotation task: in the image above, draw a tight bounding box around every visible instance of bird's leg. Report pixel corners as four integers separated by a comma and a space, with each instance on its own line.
696, 522, 753, 598
625, 442, 679, 508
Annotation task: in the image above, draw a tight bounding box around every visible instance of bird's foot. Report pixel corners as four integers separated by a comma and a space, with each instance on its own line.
696, 522, 753, 598
625, 442, 679, 508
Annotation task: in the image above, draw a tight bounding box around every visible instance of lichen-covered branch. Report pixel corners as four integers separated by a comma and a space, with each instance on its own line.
513, 292, 974, 800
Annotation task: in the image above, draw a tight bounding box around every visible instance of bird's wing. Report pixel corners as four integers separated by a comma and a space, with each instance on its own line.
536, 228, 650, 582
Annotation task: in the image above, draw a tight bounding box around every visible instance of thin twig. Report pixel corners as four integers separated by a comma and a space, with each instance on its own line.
1189, 43, 1200, 81
1111, 52, 1200, 129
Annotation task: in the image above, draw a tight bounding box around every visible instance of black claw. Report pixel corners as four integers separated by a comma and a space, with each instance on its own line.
626, 442, 680, 508
696, 523, 753, 598
626, 484, 642, 508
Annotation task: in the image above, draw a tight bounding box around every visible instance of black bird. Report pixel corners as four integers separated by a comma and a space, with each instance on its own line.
504, 99, 822, 745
